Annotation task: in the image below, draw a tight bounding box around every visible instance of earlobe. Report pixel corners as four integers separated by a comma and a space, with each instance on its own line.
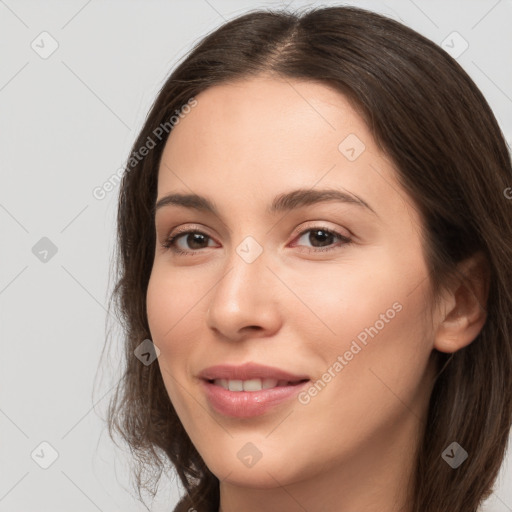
433, 251, 490, 354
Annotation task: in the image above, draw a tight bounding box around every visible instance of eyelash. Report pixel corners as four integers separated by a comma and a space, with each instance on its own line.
160, 225, 352, 256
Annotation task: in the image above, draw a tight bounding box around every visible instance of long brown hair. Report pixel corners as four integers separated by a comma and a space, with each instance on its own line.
105, 5, 512, 511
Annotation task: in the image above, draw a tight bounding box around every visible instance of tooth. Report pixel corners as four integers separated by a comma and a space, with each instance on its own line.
212, 378, 289, 391
262, 378, 279, 389
213, 379, 229, 390
243, 379, 263, 391
228, 379, 244, 391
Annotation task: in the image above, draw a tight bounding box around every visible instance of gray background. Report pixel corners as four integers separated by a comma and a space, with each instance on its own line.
1, 0, 511, 510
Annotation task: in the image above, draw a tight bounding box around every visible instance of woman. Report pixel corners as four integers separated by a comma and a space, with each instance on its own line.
106, 5, 512, 512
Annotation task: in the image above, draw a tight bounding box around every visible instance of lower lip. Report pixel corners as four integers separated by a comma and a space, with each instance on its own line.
201, 379, 310, 418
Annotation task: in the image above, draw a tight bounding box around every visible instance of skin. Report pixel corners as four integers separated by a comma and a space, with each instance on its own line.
146, 75, 489, 512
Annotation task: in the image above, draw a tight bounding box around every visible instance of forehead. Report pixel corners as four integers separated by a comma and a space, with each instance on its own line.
163, 76, 370, 160
156, 76, 418, 226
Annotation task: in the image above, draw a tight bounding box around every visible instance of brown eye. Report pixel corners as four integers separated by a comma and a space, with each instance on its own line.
161, 230, 215, 254
294, 226, 352, 253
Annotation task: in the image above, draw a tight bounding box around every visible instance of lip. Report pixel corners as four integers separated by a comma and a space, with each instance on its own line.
200, 379, 310, 418
198, 362, 310, 382
198, 362, 310, 418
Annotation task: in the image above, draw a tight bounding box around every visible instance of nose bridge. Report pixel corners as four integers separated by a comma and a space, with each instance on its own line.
206, 236, 281, 336
213, 239, 268, 308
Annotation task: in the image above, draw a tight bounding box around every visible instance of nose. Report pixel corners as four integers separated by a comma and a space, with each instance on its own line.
206, 250, 283, 341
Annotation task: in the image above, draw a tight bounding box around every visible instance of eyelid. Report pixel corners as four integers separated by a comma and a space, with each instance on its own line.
164, 223, 215, 240
291, 220, 352, 240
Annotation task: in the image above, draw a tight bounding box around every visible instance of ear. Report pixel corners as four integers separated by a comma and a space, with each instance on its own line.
433, 251, 491, 354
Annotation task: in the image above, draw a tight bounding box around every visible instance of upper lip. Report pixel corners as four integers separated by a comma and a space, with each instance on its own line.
198, 362, 310, 382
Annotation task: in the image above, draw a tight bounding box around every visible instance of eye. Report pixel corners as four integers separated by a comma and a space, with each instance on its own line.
160, 229, 216, 255
292, 225, 352, 253
160, 225, 352, 256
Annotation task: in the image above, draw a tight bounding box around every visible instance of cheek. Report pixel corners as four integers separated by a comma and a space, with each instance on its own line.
294, 247, 433, 404
146, 269, 206, 427
292, 295, 433, 476
146, 266, 204, 355
145, 264, 218, 397
284, 253, 418, 353
304, 275, 434, 432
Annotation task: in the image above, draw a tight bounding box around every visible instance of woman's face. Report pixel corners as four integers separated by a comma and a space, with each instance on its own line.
147, 76, 439, 504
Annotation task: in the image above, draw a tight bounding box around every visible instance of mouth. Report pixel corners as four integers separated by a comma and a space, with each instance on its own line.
198, 362, 311, 417
205, 377, 310, 392
201, 378, 311, 418
198, 362, 310, 383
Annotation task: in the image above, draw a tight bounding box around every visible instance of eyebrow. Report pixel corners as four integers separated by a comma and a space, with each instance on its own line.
154, 188, 378, 217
